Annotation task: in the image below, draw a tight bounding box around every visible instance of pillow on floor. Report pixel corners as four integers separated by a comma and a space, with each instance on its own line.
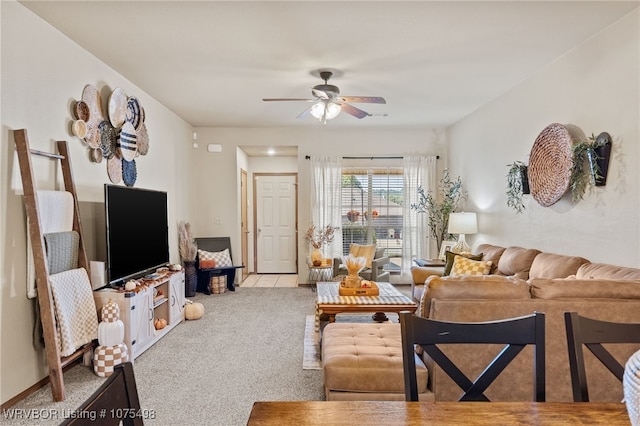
443, 250, 483, 276
198, 248, 232, 268
450, 255, 492, 277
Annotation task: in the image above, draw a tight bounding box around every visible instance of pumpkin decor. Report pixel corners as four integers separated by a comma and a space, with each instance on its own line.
124, 280, 137, 291
97, 299, 125, 346
154, 318, 167, 330
94, 299, 128, 377
185, 300, 204, 320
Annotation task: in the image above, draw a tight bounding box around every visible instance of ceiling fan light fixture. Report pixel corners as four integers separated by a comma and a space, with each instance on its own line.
310, 100, 341, 121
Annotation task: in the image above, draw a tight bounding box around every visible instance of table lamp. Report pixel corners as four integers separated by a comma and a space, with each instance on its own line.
447, 212, 477, 254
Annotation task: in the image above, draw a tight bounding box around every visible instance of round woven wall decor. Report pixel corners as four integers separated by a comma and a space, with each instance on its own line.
528, 123, 574, 207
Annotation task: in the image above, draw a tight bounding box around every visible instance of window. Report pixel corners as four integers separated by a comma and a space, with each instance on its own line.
340, 168, 404, 257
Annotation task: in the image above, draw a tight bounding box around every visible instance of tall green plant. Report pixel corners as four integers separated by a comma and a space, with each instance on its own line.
570, 134, 606, 203
411, 170, 468, 248
506, 161, 527, 214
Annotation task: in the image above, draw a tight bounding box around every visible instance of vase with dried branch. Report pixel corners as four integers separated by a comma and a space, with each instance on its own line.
305, 223, 338, 266
178, 221, 197, 296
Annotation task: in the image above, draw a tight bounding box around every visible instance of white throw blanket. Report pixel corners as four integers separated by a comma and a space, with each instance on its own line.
49, 268, 98, 357
26, 190, 75, 299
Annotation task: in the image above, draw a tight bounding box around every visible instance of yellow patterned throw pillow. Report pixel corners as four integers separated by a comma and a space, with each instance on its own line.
450, 255, 493, 276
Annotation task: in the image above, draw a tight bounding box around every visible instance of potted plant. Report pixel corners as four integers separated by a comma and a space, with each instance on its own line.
570, 133, 611, 203
305, 223, 339, 266
411, 169, 467, 250
506, 161, 529, 214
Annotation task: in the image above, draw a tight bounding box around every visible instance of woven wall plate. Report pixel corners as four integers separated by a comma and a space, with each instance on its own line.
72, 120, 87, 139
108, 87, 128, 128
98, 120, 117, 159
122, 159, 137, 187
528, 123, 574, 207
118, 121, 138, 161
137, 123, 149, 155
107, 156, 122, 184
90, 147, 103, 163
126, 97, 142, 130
74, 100, 90, 121
81, 85, 104, 149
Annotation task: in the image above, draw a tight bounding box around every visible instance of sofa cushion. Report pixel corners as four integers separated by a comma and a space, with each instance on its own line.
477, 244, 506, 274
322, 323, 428, 395
496, 246, 541, 279
529, 252, 590, 280
418, 275, 531, 318
443, 250, 483, 276
450, 256, 492, 277
530, 278, 640, 299
576, 262, 640, 280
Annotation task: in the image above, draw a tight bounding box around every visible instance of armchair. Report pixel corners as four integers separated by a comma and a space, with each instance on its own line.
333, 245, 391, 282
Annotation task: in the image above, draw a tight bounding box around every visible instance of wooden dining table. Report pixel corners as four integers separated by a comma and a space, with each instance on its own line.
247, 400, 630, 425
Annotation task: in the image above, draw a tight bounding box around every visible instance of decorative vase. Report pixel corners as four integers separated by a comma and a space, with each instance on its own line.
184, 260, 197, 297
624, 350, 640, 426
311, 248, 323, 267
344, 273, 361, 289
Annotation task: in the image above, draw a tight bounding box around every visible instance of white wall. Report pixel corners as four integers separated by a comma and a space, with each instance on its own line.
448, 9, 640, 266
1, 3, 194, 404
190, 127, 446, 281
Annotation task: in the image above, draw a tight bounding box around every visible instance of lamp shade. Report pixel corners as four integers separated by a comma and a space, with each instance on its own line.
448, 212, 478, 235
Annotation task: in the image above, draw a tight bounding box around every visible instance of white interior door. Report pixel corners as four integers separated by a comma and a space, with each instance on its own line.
255, 174, 297, 273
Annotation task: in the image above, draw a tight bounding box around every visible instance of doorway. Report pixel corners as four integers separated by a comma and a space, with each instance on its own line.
240, 169, 249, 280
253, 173, 298, 273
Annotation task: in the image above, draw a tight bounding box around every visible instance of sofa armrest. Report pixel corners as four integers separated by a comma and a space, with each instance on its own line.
410, 266, 444, 302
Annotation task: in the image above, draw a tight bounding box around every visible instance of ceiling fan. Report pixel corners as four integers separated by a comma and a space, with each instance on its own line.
262, 71, 386, 124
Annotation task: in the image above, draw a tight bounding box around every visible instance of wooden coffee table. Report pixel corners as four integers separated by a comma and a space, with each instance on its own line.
315, 281, 417, 332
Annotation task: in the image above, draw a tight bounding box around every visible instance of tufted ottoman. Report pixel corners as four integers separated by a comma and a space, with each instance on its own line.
322, 322, 433, 401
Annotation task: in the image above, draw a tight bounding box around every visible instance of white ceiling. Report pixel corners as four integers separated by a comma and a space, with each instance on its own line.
20, 1, 638, 129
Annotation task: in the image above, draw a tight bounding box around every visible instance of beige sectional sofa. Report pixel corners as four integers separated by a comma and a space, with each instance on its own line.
322, 244, 640, 402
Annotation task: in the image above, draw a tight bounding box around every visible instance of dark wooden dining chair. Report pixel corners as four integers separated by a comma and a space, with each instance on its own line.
564, 311, 640, 402
60, 362, 143, 426
400, 311, 545, 402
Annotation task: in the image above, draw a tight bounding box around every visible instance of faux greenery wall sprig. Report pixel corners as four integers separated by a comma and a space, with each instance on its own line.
570, 134, 607, 203
506, 161, 527, 214
411, 169, 467, 248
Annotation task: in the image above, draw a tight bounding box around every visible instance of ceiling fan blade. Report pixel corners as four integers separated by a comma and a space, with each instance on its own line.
296, 106, 312, 119
338, 102, 370, 119
339, 96, 386, 104
262, 98, 314, 102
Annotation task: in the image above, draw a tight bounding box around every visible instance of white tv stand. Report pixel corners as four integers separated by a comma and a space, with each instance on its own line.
93, 270, 185, 361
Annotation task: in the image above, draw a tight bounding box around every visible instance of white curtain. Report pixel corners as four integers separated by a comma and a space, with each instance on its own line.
310, 156, 343, 258
402, 155, 437, 277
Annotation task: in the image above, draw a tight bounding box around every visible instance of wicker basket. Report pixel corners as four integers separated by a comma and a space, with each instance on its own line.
209, 276, 226, 294
528, 123, 574, 207
339, 281, 379, 296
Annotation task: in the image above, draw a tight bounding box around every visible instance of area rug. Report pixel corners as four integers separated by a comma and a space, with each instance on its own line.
303, 315, 322, 370
302, 312, 401, 370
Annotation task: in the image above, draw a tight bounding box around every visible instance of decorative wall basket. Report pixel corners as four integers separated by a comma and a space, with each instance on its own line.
528, 123, 574, 207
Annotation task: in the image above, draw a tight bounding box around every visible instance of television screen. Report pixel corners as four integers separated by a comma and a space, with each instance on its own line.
104, 184, 169, 285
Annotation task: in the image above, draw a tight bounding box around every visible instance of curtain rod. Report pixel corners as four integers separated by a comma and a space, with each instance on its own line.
304, 155, 439, 160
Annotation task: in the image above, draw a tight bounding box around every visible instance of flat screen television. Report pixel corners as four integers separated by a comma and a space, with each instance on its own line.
104, 184, 169, 286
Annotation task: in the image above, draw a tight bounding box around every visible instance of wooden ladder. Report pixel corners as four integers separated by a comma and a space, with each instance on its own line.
14, 129, 96, 402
